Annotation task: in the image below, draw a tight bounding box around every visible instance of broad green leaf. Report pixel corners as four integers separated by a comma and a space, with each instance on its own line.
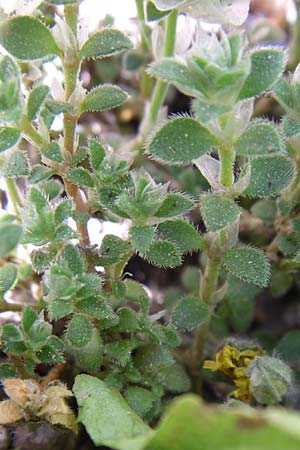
47, 298, 74, 320
223, 246, 270, 287
54, 199, 73, 225
117, 307, 139, 332
171, 296, 208, 331
27, 84, 49, 121
143, 394, 300, 450
147, 117, 215, 164
66, 314, 93, 349
200, 194, 240, 232
242, 155, 294, 197
124, 50, 146, 71
272, 78, 293, 112
0, 223, 22, 257
0, 16, 59, 60
234, 121, 283, 155
66, 167, 94, 187
145, 240, 181, 268
41, 141, 63, 163
106, 338, 138, 366
147, 58, 204, 98
158, 220, 203, 252
282, 116, 300, 138
130, 225, 155, 254
80, 84, 128, 113
0, 150, 30, 177
73, 375, 151, 447
0, 363, 16, 380
238, 48, 285, 99
0, 263, 18, 295
155, 193, 194, 218
80, 29, 132, 59
76, 297, 118, 327
0, 127, 20, 152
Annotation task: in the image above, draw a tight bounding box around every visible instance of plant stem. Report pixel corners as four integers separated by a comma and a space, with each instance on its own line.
219, 145, 235, 187
200, 257, 221, 304
63, 4, 90, 246
135, 0, 149, 52
149, 10, 178, 124
289, 0, 300, 69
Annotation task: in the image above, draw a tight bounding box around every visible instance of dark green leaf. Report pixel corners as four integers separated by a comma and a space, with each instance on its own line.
158, 220, 203, 252
130, 225, 154, 254
155, 193, 194, 218
200, 194, 240, 232
145, 240, 182, 268
171, 296, 208, 331
66, 167, 94, 187
66, 314, 93, 348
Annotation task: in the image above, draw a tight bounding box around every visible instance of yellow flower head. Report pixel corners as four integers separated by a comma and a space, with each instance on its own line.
203, 344, 264, 401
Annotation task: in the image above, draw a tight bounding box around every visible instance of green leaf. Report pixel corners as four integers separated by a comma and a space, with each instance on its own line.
47, 298, 74, 320
41, 141, 63, 163
28, 320, 52, 343
130, 225, 154, 254
0, 16, 59, 60
147, 117, 215, 164
223, 246, 270, 287
117, 307, 139, 332
157, 220, 203, 253
155, 193, 194, 218
29, 165, 54, 184
97, 235, 131, 265
238, 47, 286, 100
0, 263, 18, 295
145, 240, 181, 268
242, 155, 294, 197
161, 362, 191, 394
0, 127, 20, 152
251, 199, 277, 222
22, 306, 38, 334
200, 194, 240, 232
54, 199, 72, 225
89, 137, 106, 170
37, 343, 64, 364
80, 29, 132, 59
106, 338, 138, 366
0, 363, 16, 380
66, 167, 94, 187
125, 387, 155, 418
53, 224, 77, 241
0, 150, 30, 177
275, 330, 300, 365
282, 116, 300, 138
134, 344, 174, 375
0, 223, 22, 257
192, 99, 230, 124
143, 395, 300, 450
148, 58, 203, 98
225, 276, 258, 332
272, 77, 293, 112
76, 297, 118, 327
66, 314, 93, 349
234, 121, 283, 155
171, 296, 208, 331
80, 84, 128, 113
73, 375, 151, 447
146, 1, 171, 21
27, 84, 49, 121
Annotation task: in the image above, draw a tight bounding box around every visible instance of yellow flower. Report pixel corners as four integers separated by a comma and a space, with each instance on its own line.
203, 344, 264, 401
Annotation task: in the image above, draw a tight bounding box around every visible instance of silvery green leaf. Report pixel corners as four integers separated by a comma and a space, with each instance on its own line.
80, 29, 133, 60
0, 16, 59, 60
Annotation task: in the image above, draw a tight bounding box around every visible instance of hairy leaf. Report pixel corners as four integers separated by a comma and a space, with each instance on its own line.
0, 127, 20, 153
145, 240, 182, 268
130, 225, 155, 254
0, 263, 18, 296
223, 246, 270, 287
0, 223, 22, 258
66, 314, 93, 349
158, 220, 203, 252
80, 29, 132, 59
27, 85, 49, 121
171, 296, 208, 331
147, 117, 215, 164
234, 121, 282, 155
80, 84, 128, 113
155, 193, 194, 218
200, 194, 240, 232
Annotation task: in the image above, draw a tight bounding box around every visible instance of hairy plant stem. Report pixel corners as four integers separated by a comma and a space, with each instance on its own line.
63, 4, 89, 246
289, 0, 300, 69
135, 0, 152, 98
192, 145, 235, 392
148, 10, 178, 124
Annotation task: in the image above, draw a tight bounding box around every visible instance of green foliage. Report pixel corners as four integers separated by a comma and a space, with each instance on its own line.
234, 121, 283, 155
171, 296, 208, 330
0, 149, 30, 177
157, 219, 203, 252
0, 16, 59, 60
80, 84, 128, 113
147, 117, 216, 164
130, 225, 155, 254
223, 246, 270, 287
41, 142, 63, 163
80, 29, 133, 59
200, 194, 240, 232
145, 240, 181, 268
0, 222, 22, 257
27, 85, 49, 121
0, 127, 20, 152
0, 263, 18, 296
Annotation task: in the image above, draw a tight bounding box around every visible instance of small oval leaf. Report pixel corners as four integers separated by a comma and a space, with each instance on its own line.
80, 29, 132, 60
0, 16, 59, 60
0, 127, 20, 153
80, 84, 128, 113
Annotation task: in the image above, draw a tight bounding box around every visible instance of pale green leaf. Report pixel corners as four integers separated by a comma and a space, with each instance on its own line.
80, 84, 128, 113
66, 314, 93, 349
0, 150, 30, 177
27, 84, 49, 121
66, 167, 94, 187
147, 117, 215, 164
234, 121, 283, 155
0, 16, 59, 60
41, 141, 63, 163
80, 29, 132, 59
0, 263, 18, 295
73, 375, 151, 447
0, 127, 20, 153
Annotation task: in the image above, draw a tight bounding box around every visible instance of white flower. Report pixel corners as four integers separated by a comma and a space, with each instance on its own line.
153, 0, 250, 26
0, 0, 42, 15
